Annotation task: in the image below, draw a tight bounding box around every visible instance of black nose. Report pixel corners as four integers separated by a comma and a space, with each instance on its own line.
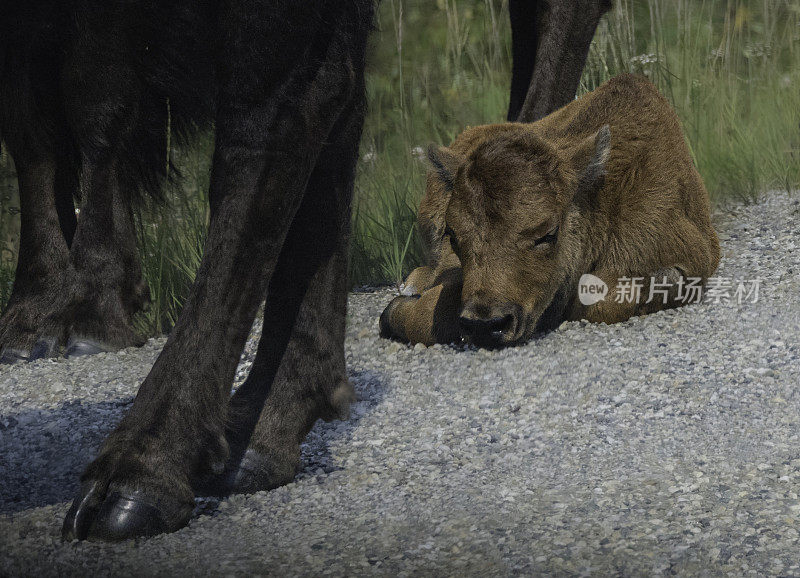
459, 313, 515, 343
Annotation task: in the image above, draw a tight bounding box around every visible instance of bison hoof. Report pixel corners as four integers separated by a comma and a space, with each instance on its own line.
193, 449, 296, 497
0, 336, 61, 363
65, 338, 110, 358
0, 346, 30, 364
62, 481, 193, 541
30, 336, 60, 360
231, 449, 296, 494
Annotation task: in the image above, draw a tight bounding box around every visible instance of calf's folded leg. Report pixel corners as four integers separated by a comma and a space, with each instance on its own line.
400, 265, 437, 296
380, 267, 463, 346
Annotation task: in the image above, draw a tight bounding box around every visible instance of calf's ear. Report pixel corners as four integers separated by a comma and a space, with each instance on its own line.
419, 146, 464, 265
426, 145, 463, 191
571, 125, 611, 197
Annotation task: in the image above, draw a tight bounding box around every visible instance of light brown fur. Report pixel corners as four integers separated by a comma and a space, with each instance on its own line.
380, 74, 720, 347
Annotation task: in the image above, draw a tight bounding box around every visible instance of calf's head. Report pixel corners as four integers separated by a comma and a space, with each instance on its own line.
425, 125, 610, 346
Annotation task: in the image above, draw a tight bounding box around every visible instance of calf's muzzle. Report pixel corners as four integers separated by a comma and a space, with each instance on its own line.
458, 300, 522, 346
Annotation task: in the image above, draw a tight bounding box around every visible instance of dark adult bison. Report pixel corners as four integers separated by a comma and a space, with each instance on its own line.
380, 74, 720, 347
0, 0, 610, 540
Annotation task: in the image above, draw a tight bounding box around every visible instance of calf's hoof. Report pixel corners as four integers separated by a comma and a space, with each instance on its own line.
62, 480, 193, 542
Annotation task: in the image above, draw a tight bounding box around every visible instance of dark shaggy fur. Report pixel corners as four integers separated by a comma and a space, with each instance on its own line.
0, 0, 609, 541
1, 0, 216, 202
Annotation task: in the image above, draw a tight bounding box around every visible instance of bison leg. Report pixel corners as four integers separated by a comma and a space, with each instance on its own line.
379, 267, 463, 346
202, 99, 366, 495
0, 150, 76, 362
0, 24, 151, 362
0, 55, 78, 362
57, 27, 162, 355
61, 153, 150, 354
0, 139, 143, 361
62, 3, 372, 541
507, 0, 540, 122
513, 0, 612, 122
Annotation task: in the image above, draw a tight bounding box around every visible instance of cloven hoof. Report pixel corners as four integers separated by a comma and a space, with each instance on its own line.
62, 481, 193, 542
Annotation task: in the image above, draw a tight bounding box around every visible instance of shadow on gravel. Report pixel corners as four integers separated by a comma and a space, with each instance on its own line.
196, 368, 390, 518
297, 368, 388, 480
0, 399, 133, 515
0, 368, 389, 517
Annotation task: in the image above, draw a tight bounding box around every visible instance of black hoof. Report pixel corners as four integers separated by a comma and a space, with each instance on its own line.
29, 336, 60, 361
0, 347, 30, 364
62, 481, 193, 541
231, 449, 296, 494
65, 338, 109, 358
62, 480, 104, 541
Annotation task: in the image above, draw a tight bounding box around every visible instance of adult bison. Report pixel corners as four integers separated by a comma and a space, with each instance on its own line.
0, 0, 610, 540
380, 74, 720, 347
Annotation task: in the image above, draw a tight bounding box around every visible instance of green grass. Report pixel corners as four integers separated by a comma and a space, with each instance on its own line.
0, 146, 19, 306
0, 0, 798, 334
133, 133, 212, 336
352, 0, 513, 285
582, 0, 800, 204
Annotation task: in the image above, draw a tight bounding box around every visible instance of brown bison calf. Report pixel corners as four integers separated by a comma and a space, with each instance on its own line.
380, 74, 720, 347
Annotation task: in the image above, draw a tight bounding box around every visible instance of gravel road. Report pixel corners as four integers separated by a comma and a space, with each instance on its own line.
1, 191, 799, 576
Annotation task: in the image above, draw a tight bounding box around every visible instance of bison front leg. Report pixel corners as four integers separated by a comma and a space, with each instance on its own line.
62, 4, 371, 541
379, 267, 463, 346
196, 96, 366, 496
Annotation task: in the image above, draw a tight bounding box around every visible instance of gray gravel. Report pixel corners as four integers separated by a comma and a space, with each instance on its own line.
1, 191, 799, 576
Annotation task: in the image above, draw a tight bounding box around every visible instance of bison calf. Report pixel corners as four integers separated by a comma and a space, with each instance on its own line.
380, 74, 720, 347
